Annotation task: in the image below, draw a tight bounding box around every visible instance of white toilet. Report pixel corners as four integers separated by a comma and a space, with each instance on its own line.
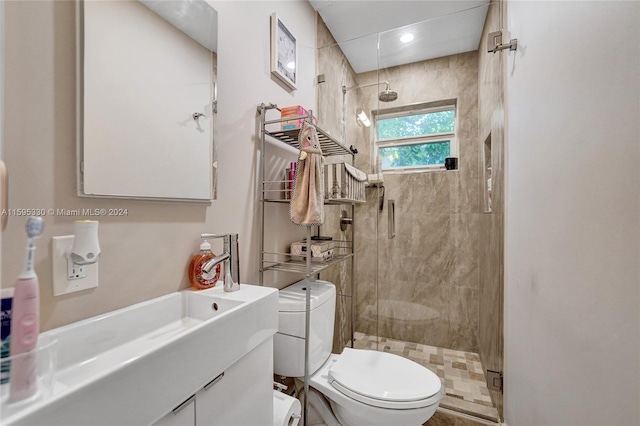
274, 279, 443, 426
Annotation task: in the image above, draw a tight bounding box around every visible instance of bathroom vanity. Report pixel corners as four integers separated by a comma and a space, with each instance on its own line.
154, 339, 273, 426
0, 285, 278, 426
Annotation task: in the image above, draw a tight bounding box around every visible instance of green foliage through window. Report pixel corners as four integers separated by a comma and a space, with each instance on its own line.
380, 142, 450, 168
377, 110, 455, 140
376, 107, 456, 170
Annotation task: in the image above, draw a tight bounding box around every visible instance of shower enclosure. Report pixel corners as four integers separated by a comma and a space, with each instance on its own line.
316, 1, 505, 423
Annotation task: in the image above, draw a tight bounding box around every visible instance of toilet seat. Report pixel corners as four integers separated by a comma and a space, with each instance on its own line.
328, 348, 442, 410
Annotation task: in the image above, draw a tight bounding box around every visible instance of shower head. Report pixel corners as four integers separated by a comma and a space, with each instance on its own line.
379, 87, 398, 102
378, 83, 398, 102
343, 81, 399, 102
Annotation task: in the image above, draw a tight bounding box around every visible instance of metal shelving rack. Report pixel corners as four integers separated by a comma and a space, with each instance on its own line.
257, 103, 358, 426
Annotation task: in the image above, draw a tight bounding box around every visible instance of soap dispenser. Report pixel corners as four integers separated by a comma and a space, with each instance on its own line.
188, 240, 220, 290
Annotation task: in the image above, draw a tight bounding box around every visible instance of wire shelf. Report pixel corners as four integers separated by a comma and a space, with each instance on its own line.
264, 123, 352, 157
262, 179, 366, 204
263, 198, 365, 205
261, 253, 354, 275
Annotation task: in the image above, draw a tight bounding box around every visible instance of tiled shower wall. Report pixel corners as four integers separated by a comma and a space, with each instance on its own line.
316, 17, 482, 353
316, 17, 358, 352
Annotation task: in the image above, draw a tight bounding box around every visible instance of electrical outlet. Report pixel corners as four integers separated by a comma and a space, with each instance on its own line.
52, 236, 99, 296
67, 262, 87, 280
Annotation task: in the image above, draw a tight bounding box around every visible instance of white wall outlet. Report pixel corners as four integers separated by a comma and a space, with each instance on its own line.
52, 235, 99, 296
67, 262, 87, 280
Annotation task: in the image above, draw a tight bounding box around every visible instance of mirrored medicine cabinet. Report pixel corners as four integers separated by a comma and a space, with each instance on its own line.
77, 0, 218, 202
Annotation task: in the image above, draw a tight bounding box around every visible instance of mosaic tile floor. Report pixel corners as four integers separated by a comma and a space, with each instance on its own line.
350, 332, 498, 421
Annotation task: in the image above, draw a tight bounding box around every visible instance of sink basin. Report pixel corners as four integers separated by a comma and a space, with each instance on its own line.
50, 291, 244, 388
1, 284, 278, 425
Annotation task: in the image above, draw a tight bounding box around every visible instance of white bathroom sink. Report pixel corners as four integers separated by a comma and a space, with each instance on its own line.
1, 284, 278, 425
49, 291, 244, 388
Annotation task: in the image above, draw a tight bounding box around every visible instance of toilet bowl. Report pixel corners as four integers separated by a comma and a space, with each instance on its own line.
310, 350, 443, 426
274, 280, 443, 426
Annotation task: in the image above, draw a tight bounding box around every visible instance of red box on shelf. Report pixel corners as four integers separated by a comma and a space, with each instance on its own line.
280, 105, 315, 130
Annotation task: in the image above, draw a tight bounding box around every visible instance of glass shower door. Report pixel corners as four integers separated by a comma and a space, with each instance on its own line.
315, 5, 504, 421
364, 13, 503, 422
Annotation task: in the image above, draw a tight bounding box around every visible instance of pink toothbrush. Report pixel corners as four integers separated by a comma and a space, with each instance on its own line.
9, 216, 44, 402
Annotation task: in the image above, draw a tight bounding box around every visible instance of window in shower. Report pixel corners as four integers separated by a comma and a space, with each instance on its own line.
375, 103, 457, 172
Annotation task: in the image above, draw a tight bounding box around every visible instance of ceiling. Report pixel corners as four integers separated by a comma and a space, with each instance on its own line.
309, 0, 490, 73
140, 0, 218, 52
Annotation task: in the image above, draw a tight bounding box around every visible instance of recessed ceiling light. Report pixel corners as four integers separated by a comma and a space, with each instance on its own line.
400, 33, 414, 43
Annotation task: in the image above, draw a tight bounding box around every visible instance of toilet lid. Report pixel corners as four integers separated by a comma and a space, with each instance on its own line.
328, 348, 442, 409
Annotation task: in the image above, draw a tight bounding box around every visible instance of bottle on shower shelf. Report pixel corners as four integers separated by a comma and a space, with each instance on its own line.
285, 161, 297, 200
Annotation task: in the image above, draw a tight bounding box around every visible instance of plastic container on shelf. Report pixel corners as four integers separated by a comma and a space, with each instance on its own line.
0, 334, 57, 407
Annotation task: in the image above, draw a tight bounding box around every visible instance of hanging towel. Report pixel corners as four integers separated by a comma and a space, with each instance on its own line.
290, 122, 324, 226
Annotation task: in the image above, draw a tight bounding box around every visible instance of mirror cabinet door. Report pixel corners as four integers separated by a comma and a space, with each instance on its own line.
78, 0, 217, 201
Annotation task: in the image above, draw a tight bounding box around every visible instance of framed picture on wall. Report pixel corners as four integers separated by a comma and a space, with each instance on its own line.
270, 13, 297, 90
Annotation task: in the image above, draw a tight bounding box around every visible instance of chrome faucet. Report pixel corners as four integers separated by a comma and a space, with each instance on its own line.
200, 233, 240, 292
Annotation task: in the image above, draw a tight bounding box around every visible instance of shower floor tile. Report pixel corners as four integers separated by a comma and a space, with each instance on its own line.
350, 332, 499, 422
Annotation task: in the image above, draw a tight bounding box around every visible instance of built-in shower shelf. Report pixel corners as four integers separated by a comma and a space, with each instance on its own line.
264, 120, 353, 157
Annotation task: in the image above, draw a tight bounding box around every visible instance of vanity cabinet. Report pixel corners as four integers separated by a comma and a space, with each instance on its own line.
196, 338, 273, 425
153, 339, 273, 426
154, 397, 196, 426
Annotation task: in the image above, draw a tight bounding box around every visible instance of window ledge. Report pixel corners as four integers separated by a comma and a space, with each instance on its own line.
382, 166, 450, 175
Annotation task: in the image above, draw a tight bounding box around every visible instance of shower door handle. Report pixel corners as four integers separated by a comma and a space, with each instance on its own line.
388, 199, 395, 239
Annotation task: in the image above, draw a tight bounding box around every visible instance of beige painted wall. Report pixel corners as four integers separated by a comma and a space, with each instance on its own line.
505, 1, 639, 424
1, 0, 317, 330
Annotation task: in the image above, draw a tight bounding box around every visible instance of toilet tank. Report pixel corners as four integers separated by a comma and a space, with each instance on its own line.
274, 279, 336, 378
